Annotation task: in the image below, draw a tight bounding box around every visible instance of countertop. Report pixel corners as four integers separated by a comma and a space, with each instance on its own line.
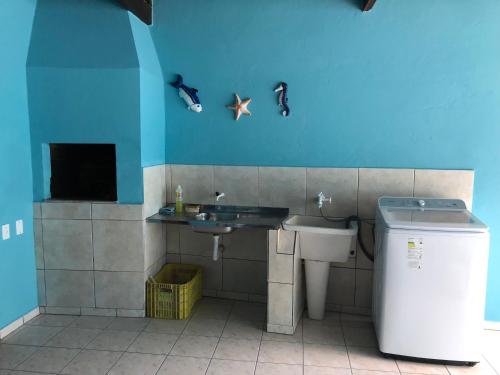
146, 204, 289, 230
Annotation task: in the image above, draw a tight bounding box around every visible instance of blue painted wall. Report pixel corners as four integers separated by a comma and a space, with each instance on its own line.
0, 0, 38, 329
28, 0, 144, 203
151, 0, 500, 321
27, 0, 166, 203
129, 14, 167, 167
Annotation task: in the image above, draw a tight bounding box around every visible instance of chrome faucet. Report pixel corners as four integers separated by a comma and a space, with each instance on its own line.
215, 192, 225, 202
317, 192, 332, 208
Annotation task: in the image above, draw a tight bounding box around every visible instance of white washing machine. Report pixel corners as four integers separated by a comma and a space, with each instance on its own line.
373, 197, 489, 365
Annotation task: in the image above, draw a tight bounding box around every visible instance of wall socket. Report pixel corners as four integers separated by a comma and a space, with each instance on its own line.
2, 224, 10, 240
16, 220, 24, 235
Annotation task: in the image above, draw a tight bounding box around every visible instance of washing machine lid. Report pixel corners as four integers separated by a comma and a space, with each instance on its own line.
378, 197, 489, 232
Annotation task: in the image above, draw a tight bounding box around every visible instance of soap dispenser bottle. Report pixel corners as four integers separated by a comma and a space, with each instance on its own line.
175, 185, 184, 213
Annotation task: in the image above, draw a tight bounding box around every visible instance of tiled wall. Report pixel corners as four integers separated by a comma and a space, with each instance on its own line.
34, 164, 474, 318
34, 165, 168, 317
161, 165, 475, 315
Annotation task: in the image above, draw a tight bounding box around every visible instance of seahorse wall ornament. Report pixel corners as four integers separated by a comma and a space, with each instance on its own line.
170, 74, 203, 112
274, 82, 290, 117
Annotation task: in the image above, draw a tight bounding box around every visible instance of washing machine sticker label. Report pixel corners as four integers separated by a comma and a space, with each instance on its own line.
407, 238, 423, 270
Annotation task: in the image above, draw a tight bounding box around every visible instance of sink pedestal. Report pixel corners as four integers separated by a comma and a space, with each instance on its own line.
305, 260, 330, 320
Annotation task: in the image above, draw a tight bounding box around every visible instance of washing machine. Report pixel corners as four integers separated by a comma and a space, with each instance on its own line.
373, 197, 489, 365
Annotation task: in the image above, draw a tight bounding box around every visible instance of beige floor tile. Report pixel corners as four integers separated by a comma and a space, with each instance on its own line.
3, 325, 63, 346
206, 359, 256, 375
108, 352, 165, 375
106, 317, 150, 332
70, 316, 115, 329
170, 335, 219, 358
258, 340, 303, 365
304, 343, 350, 368
222, 320, 263, 340
230, 302, 267, 322
214, 338, 260, 361
157, 355, 210, 375
352, 370, 399, 375
191, 301, 233, 320
60, 349, 122, 375
45, 327, 102, 349
127, 332, 178, 355
144, 319, 188, 334
27, 315, 76, 327
348, 346, 398, 371
397, 359, 448, 374
0, 344, 38, 370
447, 357, 498, 375
303, 321, 345, 345
16, 347, 79, 373
255, 362, 302, 375
306, 366, 353, 375
183, 318, 226, 337
304, 311, 341, 326
86, 330, 138, 351
262, 321, 303, 343
343, 326, 377, 347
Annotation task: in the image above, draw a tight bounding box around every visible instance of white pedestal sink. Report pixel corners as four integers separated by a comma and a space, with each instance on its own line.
283, 215, 358, 320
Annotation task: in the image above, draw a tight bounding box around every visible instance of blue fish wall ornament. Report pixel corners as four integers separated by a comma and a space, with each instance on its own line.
170, 74, 203, 112
274, 82, 290, 117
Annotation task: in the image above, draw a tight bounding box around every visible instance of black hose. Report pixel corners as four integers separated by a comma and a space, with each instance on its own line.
320, 208, 375, 262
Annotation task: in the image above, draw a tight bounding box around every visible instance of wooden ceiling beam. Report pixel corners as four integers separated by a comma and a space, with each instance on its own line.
363, 0, 377, 11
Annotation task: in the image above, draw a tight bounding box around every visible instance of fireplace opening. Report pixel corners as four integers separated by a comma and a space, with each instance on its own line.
49, 144, 117, 201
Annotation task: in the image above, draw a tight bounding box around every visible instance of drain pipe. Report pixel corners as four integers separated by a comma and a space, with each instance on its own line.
213, 235, 221, 261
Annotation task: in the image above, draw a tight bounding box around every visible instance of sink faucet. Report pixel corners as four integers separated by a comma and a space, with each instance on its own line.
215, 192, 225, 202
317, 192, 332, 208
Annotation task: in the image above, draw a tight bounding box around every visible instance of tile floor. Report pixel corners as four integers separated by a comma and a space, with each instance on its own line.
0, 298, 499, 375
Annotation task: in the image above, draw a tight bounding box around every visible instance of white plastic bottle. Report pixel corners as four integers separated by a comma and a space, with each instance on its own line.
175, 185, 184, 213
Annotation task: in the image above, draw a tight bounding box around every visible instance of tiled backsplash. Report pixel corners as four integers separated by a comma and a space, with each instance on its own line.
34, 201, 165, 317
155, 165, 474, 314
35, 164, 474, 318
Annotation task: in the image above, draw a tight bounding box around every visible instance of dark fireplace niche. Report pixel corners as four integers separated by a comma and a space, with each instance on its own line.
50, 144, 117, 201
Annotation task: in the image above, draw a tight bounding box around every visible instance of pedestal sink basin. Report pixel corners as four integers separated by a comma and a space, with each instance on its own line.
283, 215, 358, 320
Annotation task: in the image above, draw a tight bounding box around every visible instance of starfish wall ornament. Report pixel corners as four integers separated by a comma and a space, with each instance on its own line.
226, 93, 252, 121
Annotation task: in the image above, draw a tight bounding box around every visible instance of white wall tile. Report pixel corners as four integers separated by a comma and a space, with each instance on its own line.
144, 222, 165, 271
180, 229, 214, 256
213, 166, 259, 206
181, 255, 222, 290
414, 169, 474, 209
37, 270, 46, 306
306, 168, 358, 217
34, 219, 44, 269
223, 259, 267, 295
165, 164, 173, 203
259, 167, 306, 215
143, 165, 167, 218
268, 283, 293, 326
45, 270, 95, 307
358, 168, 414, 219
268, 246, 294, 284
41, 202, 91, 220
92, 203, 143, 220
166, 224, 181, 254
94, 271, 145, 309
171, 165, 214, 205
43, 219, 93, 270
355, 269, 373, 308
223, 229, 267, 261
33, 203, 42, 219
326, 267, 356, 306
93, 220, 144, 272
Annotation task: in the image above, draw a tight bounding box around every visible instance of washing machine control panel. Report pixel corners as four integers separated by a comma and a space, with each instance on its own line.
378, 197, 466, 210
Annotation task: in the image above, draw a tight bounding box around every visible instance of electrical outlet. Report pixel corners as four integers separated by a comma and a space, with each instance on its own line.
2, 224, 10, 240
16, 220, 23, 235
